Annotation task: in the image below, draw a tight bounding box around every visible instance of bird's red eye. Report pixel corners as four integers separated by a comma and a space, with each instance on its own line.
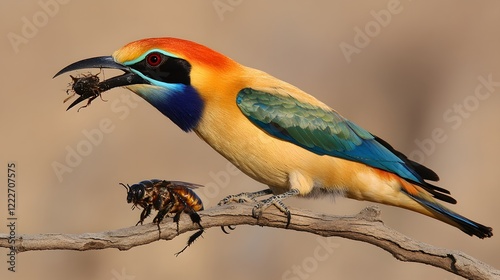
146, 52, 162, 66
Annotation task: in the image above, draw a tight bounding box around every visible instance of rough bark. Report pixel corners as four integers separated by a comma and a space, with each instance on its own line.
0, 204, 498, 279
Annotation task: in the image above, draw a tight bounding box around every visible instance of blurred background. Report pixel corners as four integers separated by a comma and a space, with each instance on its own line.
1, 1, 499, 279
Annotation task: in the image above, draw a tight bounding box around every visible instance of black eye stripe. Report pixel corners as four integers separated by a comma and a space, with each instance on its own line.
129, 53, 191, 85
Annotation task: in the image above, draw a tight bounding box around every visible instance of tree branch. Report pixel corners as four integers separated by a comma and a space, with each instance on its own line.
0, 204, 498, 279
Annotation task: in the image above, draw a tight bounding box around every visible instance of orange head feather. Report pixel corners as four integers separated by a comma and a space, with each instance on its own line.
112, 37, 238, 70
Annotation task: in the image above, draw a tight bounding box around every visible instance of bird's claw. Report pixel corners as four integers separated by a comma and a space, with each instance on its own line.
218, 193, 256, 206
251, 197, 292, 228
252, 203, 264, 219
218, 189, 273, 233
218, 189, 297, 231
217, 189, 273, 206
221, 225, 236, 234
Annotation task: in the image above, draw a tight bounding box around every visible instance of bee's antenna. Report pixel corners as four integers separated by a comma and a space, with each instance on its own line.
119, 183, 129, 192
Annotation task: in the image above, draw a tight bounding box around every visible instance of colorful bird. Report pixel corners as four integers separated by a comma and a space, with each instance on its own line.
54, 37, 492, 238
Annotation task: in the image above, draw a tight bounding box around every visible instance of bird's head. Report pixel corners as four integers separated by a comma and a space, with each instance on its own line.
54, 37, 241, 131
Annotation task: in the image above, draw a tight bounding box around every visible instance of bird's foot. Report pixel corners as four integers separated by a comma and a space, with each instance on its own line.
252, 189, 300, 228
217, 189, 273, 206
217, 189, 273, 233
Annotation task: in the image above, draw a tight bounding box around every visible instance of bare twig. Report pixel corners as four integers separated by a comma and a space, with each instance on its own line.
0, 204, 498, 279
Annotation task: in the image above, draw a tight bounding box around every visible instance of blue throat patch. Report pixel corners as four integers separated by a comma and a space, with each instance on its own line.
140, 84, 204, 132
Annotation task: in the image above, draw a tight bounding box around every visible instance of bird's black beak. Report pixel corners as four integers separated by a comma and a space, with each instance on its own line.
54, 56, 148, 110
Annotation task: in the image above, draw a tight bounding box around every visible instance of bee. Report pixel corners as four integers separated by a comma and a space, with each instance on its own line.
64, 70, 106, 111
120, 179, 204, 256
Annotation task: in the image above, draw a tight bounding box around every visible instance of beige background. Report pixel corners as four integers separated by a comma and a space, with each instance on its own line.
1, 1, 500, 279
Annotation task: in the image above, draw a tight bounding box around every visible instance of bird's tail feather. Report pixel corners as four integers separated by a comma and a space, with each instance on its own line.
401, 187, 493, 239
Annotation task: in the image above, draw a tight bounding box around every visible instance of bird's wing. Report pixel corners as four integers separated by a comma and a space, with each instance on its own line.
237, 87, 423, 184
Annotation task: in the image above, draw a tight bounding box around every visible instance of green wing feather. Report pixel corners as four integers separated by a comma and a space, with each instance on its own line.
236, 88, 423, 183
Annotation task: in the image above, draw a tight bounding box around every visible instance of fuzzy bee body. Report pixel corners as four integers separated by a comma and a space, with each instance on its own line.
121, 179, 204, 255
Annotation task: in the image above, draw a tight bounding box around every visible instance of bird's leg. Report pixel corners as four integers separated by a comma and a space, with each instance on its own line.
252, 189, 300, 228
217, 189, 273, 205
217, 189, 273, 233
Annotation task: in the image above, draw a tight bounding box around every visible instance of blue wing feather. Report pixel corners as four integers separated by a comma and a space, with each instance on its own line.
236, 88, 424, 184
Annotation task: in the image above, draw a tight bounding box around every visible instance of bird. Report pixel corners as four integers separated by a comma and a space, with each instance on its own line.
54, 37, 492, 238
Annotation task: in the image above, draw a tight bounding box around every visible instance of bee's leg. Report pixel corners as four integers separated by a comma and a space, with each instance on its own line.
136, 205, 152, 226
173, 206, 204, 256
172, 211, 182, 233
183, 207, 202, 228
153, 207, 171, 239
174, 228, 204, 257
153, 208, 168, 224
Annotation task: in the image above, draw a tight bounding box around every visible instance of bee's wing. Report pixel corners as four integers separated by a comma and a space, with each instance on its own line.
167, 181, 204, 189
